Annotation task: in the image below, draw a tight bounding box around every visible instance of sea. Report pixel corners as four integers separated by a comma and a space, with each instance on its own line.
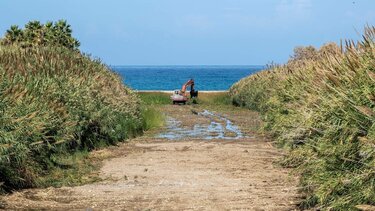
110, 65, 264, 91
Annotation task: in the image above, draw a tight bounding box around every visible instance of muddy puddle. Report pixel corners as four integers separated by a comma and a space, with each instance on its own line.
158, 110, 244, 140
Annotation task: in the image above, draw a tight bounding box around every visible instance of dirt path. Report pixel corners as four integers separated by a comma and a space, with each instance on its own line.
1, 105, 300, 210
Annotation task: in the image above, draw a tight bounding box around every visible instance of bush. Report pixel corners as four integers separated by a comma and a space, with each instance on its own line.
0, 46, 143, 192
230, 26, 375, 209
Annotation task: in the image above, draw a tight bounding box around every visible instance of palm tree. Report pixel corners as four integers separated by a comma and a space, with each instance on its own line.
2, 25, 23, 45
53, 20, 80, 49
1, 20, 80, 50
43, 21, 55, 45
24, 21, 43, 46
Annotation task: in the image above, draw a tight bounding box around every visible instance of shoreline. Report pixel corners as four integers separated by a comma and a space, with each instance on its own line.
136, 90, 228, 93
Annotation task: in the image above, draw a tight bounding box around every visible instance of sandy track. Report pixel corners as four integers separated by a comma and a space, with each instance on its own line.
1, 105, 300, 210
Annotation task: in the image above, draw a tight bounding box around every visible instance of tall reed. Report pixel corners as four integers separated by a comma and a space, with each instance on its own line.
0, 46, 144, 192
230, 27, 375, 209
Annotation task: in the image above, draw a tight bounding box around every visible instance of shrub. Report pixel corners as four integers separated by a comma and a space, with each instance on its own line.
0, 46, 143, 192
230, 26, 375, 209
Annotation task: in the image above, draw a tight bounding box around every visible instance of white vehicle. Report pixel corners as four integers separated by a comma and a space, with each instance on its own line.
170, 79, 198, 104
170, 90, 188, 104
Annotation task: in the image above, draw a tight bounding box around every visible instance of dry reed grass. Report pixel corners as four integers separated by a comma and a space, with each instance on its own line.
230, 26, 375, 210
0, 46, 144, 192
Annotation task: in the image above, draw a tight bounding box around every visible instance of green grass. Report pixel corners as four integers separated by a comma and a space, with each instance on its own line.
196, 92, 231, 106
230, 27, 375, 210
138, 92, 171, 105
138, 91, 233, 129
36, 150, 101, 188
138, 91, 232, 106
141, 107, 165, 130
138, 92, 168, 130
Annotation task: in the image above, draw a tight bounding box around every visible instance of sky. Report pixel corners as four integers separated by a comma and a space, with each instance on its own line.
0, 0, 374, 65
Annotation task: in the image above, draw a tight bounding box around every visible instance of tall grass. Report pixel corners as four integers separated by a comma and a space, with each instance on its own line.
230, 27, 375, 209
0, 46, 144, 192
138, 92, 171, 105
196, 92, 231, 106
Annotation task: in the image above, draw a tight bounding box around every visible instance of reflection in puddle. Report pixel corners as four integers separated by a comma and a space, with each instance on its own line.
158, 110, 244, 140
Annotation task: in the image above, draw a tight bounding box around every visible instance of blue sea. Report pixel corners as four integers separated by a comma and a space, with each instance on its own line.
110, 65, 264, 91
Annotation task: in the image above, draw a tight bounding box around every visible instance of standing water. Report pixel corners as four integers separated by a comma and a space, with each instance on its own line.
158, 110, 244, 140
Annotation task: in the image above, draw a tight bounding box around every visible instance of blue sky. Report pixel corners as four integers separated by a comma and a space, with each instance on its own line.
1, 0, 374, 65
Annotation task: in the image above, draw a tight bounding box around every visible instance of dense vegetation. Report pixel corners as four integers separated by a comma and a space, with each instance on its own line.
1, 20, 80, 50
0, 21, 144, 192
230, 27, 375, 210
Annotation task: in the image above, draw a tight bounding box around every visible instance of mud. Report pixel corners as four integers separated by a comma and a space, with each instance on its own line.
158, 110, 243, 140
1, 105, 300, 210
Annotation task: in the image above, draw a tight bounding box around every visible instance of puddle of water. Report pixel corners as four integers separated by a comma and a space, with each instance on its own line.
158, 110, 244, 140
